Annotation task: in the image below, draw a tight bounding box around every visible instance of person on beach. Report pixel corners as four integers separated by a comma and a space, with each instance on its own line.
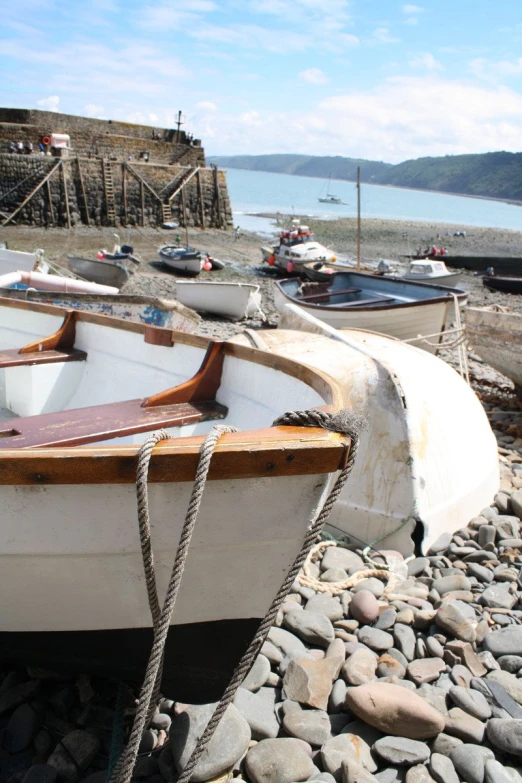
234, 226, 241, 241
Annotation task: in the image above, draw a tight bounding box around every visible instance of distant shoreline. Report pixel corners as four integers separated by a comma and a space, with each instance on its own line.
221, 165, 522, 209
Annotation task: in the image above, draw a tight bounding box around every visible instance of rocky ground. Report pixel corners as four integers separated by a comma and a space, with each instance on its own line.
3, 222, 522, 783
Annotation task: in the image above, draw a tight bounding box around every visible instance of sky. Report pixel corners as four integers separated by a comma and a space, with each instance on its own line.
2, 0, 522, 162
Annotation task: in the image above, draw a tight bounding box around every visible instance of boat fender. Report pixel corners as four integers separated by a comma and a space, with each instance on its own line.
287, 261, 295, 273
203, 260, 212, 271
268, 254, 276, 266
331, 256, 337, 263
42, 135, 51, 146
97, 251, 105, 259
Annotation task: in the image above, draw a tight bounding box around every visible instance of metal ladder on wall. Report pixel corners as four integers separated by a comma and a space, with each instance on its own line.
102, 159, 116, 225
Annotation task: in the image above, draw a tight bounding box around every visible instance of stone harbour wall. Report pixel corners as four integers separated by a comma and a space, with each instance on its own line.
0, 107, 231, 228
0, 154, 232, 228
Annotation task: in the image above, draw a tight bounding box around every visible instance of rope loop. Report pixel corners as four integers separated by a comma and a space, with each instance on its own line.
112, 408, 362, 783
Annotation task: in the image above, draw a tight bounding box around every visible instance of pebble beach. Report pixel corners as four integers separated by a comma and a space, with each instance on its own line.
2, 218, 522, 783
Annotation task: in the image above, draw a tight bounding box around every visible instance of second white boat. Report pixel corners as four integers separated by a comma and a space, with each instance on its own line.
175, 281, 263, 320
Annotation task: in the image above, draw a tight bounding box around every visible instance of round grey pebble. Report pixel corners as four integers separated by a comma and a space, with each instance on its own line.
499, 655, 522, 673
429, 753, 459, 783
373, 737, 431, 767
358, 628, 394, 651
451, 744, 495, 783
352, 578, 385, 598
487, 718, 522, 757
448, 686, 492, 720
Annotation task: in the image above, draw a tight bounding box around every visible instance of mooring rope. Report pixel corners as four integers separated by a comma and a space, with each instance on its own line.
111, 408, 363, 783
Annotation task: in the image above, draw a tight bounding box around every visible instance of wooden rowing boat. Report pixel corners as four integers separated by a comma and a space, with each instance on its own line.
0, 299, 351, 702
466, 306, 522, 393
0, 289, 200, 330
234, 306, 499, 554
67, 256, 131, 289
274, 272, 468, 353
175, 281, 263, 320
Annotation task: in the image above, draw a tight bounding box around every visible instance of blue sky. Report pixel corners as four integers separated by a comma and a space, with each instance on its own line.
2, 0, 522, 161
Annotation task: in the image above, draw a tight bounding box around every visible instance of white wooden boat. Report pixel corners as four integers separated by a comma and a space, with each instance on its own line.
274, 271, 468, 353
402, 260, 461, 287
175, 281, 263, 321
159, 246, 203, 276
0, 298, 350, 702
0, 289, 200, 331
466, 306, 522, 392
0, 247, 48, 275
234, 305, 499, 555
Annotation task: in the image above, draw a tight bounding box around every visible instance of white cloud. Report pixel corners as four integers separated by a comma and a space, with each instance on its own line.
202, 76, 522, 162
370, 27, 400, 44
299, 67, 329, 85
409, 53, 443, 71
470, 56, 522, 82
36, 95, 59, 111
137, 0, 217, 30
401, 4, 424, 25
195, 101, 217, 111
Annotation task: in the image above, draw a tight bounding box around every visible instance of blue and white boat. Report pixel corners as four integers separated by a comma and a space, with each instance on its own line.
273, 271, 468, 352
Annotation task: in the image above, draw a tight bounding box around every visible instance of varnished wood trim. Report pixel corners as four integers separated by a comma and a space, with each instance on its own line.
144, 341, 224, 407
19, 311, 76, 354
0, 427, 350, 485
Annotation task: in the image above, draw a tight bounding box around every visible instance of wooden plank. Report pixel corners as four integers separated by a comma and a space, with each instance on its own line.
167, 167, 200, 204
140, 180, 145, 227
62, 160, 71, 230
197, 169, 205, 229
329, 296, 396, 308
0, 426, 350, 484
19, 311, 76, 354
45, 180, 55, 226
181, 183, 187, 228
126, 163, 163, 203
297, 287, 361, 302
76, 158, 90, 226
0, 399, 227, 449
213, 167, 222, 228
122, 163, 127, 225
0, 348, 86, 368
2, 161, 61, 227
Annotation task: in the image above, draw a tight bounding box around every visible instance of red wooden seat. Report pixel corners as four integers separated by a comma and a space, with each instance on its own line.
0, 311, 87, 368
0, 340, 227, 449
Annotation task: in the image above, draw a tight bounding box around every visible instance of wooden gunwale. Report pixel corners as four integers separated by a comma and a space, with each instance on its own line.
274, 278, 467, 313
0, 298, 350, 482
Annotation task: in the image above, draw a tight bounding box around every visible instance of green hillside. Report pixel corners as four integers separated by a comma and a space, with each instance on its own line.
207, 154, 392, 183
208, 151, 522, 202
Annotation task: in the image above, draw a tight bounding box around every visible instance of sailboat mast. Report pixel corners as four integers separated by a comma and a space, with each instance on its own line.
357, 166, 361, 272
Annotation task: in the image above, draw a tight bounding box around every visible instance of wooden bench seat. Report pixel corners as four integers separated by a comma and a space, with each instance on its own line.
0, 348, 86, 368
0, 310, 87, 368
0, 339, 227, 449
328, 295, 396, 308
0, 399, 227, 449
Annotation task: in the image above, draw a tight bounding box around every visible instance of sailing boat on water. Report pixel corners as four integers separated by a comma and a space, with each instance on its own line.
318, 175, 345, 205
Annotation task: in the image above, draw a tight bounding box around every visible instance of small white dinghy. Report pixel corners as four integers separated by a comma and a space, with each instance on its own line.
233, 304, 499, 555
402, 260, 461, 288
466, 306, 522, 393
175, 281, 263, 320
0, 298, 351, 702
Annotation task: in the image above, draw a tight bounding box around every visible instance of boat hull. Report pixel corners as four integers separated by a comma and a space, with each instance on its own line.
0, 299, 348, 701
274, 274, 468, 353
466, 307, 522, 390
403, 272, 461, 288
233, 317, 499, 555
68, 256, 129, 289
483, 276, 522, 295
0, 290, 200, 330
175, 281, 262, 320
408, 255, 522, 275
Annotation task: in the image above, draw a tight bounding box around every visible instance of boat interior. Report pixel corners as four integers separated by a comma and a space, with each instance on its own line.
0, 300, 329, 449
279, 271, 464, 309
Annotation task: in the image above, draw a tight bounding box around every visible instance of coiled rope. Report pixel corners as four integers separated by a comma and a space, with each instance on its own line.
111, 408, 363, 783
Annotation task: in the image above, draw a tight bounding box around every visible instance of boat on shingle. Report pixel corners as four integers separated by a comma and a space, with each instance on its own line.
0, 298, 351, 702
273, 271, 468, 353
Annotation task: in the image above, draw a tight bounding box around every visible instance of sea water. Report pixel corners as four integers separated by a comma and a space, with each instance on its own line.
227, 168, 522, 232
